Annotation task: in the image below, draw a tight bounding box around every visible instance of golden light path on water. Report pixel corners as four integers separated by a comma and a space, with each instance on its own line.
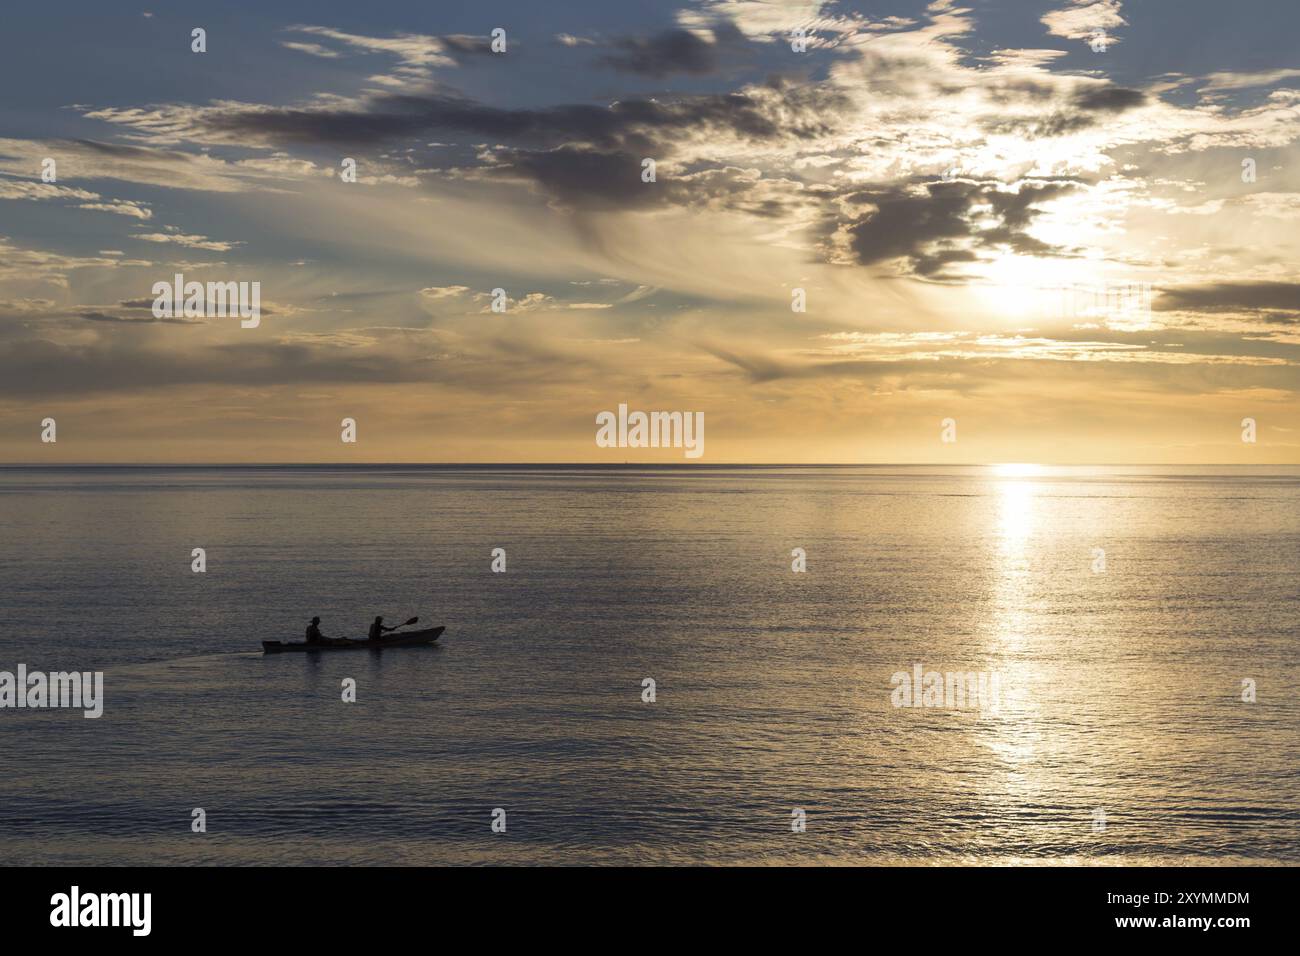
980, 464, 1052, 845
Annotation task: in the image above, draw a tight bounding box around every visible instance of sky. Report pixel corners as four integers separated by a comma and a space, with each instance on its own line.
1, 0, 1298, 463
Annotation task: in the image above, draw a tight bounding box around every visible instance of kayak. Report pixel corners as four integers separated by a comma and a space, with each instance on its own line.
262, 626, 445, 654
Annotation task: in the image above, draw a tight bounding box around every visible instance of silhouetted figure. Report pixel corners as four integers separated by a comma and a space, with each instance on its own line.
306, 617, 326, 644
369, 616, 398, 641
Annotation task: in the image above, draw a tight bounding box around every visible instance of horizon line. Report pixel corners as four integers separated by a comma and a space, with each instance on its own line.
1, 461, 1297, 469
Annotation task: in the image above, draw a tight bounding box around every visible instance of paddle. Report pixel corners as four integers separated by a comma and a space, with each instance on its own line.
364, 616, 419, 643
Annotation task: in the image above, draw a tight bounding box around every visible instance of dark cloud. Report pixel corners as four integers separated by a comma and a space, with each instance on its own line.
200, 83, 840, 154
981, 113, 1096, 137
1156, 281, 1300, 320
439, 34, 496, 56
981, 86, 1146, 138
602, 29, 717, 77
68, 138, 178, 160
599, 24, 747, 78
116, 298, 277, 316
838, 179, 1080, 277
981, 77, 1067, 106
0, 331, 602, 398
840, 184, 975, 276
694, 341, 792, 383
194, 82, 843, 216
486, 146, 657, 210
1072, 87, 1147, 112
78, 310, 193, 324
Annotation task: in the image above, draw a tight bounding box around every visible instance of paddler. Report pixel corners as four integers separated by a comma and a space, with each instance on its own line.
368, 616, 399, 641
305, 616, 327, 644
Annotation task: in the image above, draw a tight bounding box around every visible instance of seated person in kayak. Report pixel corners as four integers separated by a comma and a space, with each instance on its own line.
368, 616, 399, 641
306, 616, 327, 644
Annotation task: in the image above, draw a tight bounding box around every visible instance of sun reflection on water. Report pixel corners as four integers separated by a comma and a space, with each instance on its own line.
978, 463, 1050, 820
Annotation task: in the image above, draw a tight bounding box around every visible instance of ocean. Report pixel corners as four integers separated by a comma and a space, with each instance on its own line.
0, 465, 1296, 865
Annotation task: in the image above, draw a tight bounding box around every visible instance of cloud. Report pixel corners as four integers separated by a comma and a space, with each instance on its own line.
0, 178, 100, 202
677, 0, 842, 41
134, 231, 241, 251
78, 200, 153, 219
1072, 86, 1146, 113
419, 285, 471, 299
0, 176, 151, 217
0, 137, 320, 192
1041, 0, 1126, 41
1200, 69, 1300, 93
0, 237, 147, 286
77, 309, 193, 324
123, 82, 839, 156
439, 35, 497, 57
1242, 193, 1300, 219
285, 25, 456, 86
481, 146, 657, 210
0, 323, 610, 399
0, 171, 155, 222
1156, 282, 1300, 322
979, 86, 1146, 138
599, 24, 746, 77
832, 178, 1081, 278
0, 297, 57, 314
281, 41, 341, 59
695, 340, 792, 382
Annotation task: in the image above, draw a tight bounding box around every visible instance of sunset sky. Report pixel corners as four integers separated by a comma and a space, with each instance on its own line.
1, 0, 1298, 463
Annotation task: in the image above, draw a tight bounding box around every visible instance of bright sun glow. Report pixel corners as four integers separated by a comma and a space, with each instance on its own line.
991, 462, 1046, 478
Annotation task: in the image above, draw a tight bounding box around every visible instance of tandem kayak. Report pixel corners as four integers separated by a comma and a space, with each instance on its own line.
262, 626, 445, 654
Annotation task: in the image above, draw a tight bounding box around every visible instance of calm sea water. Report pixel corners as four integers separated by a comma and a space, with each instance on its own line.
0, 465, 1296, 865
